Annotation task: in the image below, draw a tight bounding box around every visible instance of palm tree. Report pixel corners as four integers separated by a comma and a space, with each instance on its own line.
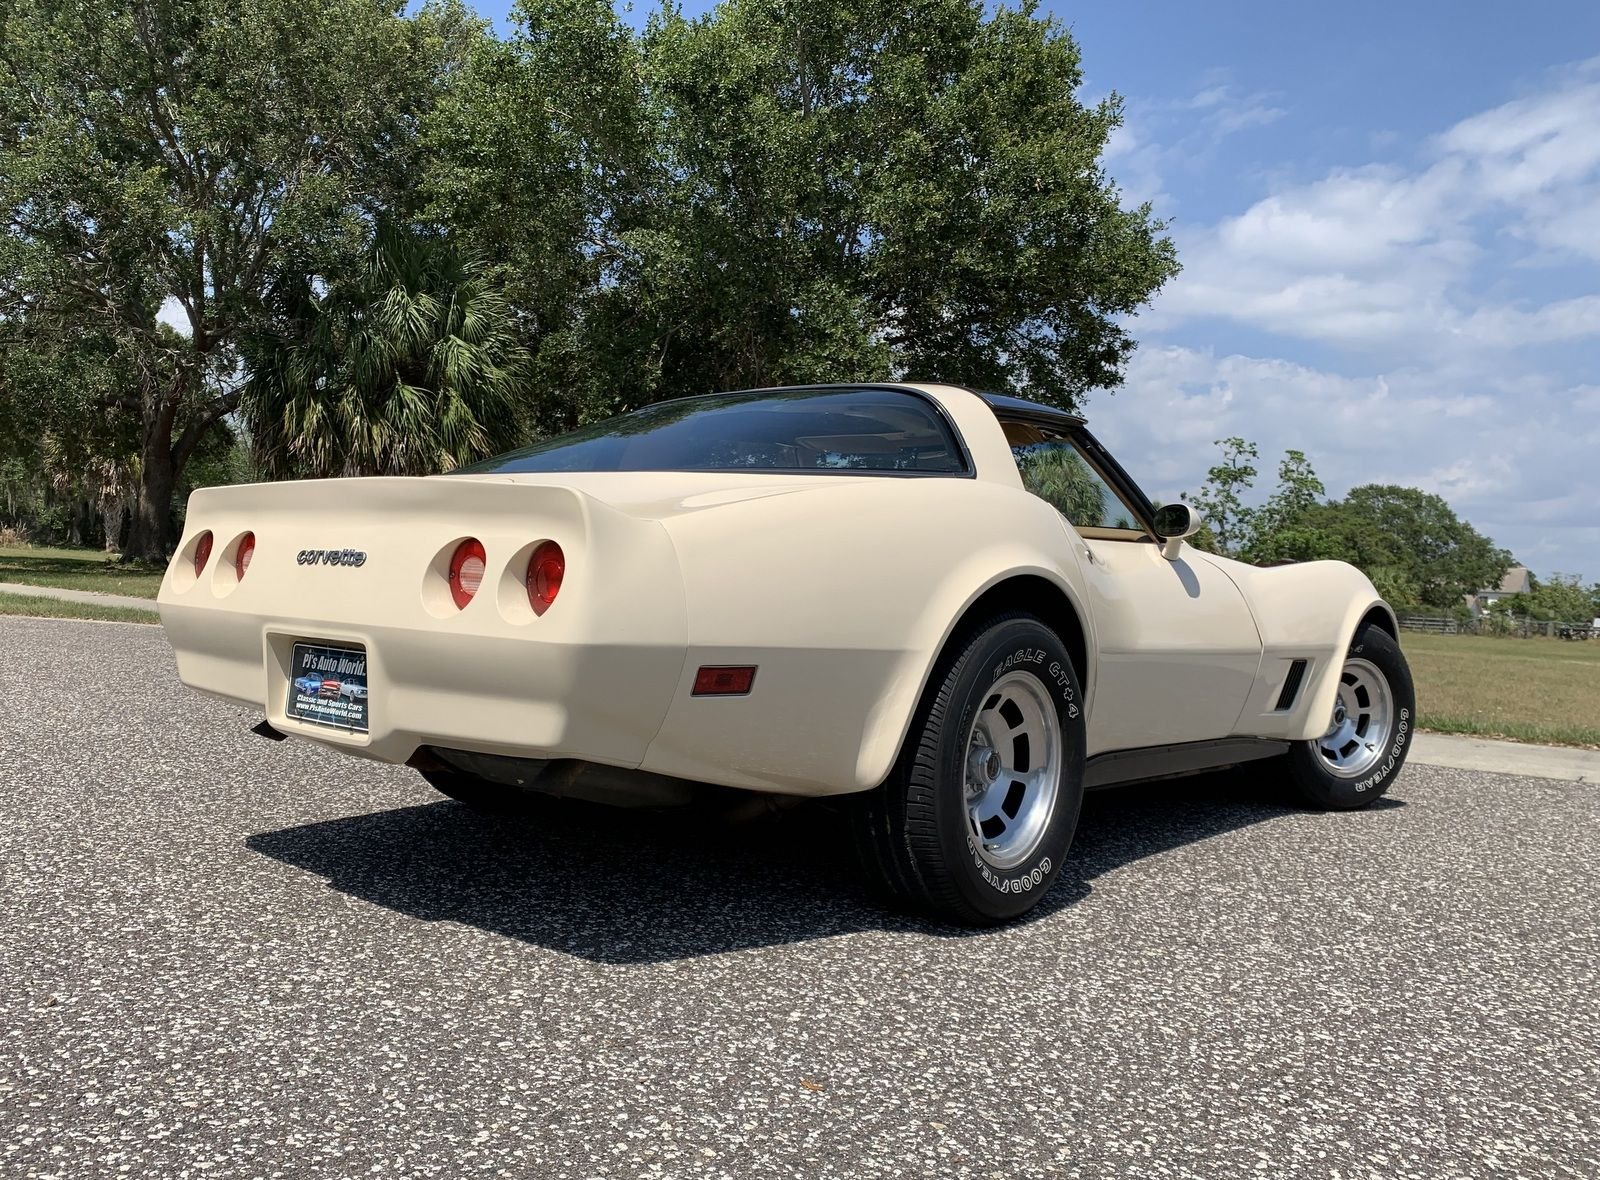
243, 227, 531, 479
1017, 444, 1107, 526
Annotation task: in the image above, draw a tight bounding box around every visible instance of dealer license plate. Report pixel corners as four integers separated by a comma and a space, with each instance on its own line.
285, 642, 369, 733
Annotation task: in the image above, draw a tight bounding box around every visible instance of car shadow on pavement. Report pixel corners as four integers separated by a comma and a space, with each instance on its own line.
247, 770, 1405, 965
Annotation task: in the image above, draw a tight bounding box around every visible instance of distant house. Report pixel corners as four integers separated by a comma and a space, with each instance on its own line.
1466, 566, 1531, 615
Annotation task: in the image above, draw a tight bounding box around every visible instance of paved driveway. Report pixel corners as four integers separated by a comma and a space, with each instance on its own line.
3, 617, 1596, 1178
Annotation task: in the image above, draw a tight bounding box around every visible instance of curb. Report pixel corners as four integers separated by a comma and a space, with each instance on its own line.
1411, 732, 1597, 784
0, 580, 159, 612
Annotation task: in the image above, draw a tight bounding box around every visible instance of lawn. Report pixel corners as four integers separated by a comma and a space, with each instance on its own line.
0, 544, 164, 599
1404, 631, 1600, 748
0, 589, 158, 624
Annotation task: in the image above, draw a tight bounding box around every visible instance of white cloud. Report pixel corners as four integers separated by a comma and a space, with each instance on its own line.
1100, 56, 1600, 580
1100, 73, 1286, 213
1091, 345, 1600, 580
1186, 80, 1286, 133
1459, 295, 1600, 346
1149, 57, 1600, 360
1102, 121, 1171, 210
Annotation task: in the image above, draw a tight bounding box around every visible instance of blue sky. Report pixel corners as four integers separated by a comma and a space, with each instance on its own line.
471, 1, 1600, 582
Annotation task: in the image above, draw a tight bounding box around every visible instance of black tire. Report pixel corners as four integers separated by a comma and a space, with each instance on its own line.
1284, 623, 1415, 809
854, 612, 1086, 925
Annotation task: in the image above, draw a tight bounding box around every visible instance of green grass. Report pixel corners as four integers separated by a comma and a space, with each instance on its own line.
0, 589, 158, 624
0, 544, 164, 599
1404, 631, 1600, 748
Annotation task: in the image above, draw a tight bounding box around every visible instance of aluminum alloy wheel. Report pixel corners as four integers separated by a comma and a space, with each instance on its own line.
1316, 657, 1394, 778
964, 671, 1061, 871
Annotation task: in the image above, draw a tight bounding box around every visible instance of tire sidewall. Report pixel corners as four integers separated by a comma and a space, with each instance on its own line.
933, 618, 1087, 921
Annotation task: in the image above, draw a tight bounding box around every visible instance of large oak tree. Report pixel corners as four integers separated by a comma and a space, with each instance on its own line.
0, 0, 469, 558
424, 0, 1180, 425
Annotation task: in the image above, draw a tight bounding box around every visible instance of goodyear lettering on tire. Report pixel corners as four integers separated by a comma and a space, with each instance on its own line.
1356, 707, 1410, 793
967, 833, 1053, 894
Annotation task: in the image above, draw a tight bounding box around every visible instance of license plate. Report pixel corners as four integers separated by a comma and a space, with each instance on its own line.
285, 642, 369, 733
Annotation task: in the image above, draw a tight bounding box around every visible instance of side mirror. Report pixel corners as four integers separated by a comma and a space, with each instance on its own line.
1152, 502, 1202, 560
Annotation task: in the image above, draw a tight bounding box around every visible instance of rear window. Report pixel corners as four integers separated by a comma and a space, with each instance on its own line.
456, 388, 968, 476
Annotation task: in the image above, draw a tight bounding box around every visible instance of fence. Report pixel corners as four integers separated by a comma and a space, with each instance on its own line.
1396, 614, 1596, 640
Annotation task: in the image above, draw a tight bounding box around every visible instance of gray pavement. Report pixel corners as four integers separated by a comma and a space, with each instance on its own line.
0, 580, 157, 612
2, 615, 1597, 1179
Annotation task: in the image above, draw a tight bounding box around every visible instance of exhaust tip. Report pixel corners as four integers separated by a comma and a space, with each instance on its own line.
250, 719, 287, 742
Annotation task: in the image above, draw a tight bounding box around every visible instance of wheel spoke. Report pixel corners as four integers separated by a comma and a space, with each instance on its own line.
1314, 658, 1394, 778
960, 672, 1062, 872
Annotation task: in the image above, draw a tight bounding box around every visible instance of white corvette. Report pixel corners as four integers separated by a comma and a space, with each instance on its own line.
159, 383, 1415, 923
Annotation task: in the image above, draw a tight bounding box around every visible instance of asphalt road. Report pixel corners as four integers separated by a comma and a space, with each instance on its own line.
3, 616, 1597, 1180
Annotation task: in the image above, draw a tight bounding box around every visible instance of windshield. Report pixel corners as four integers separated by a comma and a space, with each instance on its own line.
457, 388, 968, 476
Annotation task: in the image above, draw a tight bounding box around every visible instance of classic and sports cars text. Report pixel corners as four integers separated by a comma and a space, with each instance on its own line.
159, 383, 1415, 923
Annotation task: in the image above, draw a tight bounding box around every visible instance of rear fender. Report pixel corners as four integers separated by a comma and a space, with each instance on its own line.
854, 556, 1093, 791
641, 477, 1092, 795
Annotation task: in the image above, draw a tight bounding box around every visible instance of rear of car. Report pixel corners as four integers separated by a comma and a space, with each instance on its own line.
157, 385, 974, 790
158, 475, 689, 767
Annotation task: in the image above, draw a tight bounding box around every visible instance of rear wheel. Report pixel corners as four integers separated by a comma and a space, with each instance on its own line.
854, 612, 1086, 925
1284, 623, 1415, 809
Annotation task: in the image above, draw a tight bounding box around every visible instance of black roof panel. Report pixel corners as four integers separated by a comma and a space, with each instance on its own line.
977, 391, 1086, 425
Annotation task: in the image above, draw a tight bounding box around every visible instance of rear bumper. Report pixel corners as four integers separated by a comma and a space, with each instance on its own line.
161, 601, 686, 766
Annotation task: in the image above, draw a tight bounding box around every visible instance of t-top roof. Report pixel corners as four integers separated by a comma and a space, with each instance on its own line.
976, 391, 1086, 426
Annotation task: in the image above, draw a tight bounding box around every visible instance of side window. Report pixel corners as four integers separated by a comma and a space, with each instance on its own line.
1010, 437, 1146, 539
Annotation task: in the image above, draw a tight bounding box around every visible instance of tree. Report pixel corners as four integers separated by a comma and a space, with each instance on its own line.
1364, 565, 1423, 611
1238, 449, 1344, 565
1522, 573, 1593, 624
242, 226, 531, 478
1016, 445, 1105, 526
0, 316, 145, 546
423, 0, 1179, 422
0, 0, 468, 558
1259, 450, 1324, 532
1178, 436, 1510, 610
1322, 485, 1512, 609
1184, 437, 1258, 556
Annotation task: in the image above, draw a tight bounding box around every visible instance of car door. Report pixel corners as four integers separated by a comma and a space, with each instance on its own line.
1008, 429, 1262, 756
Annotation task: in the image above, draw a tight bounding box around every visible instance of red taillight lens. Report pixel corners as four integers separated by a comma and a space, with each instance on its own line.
526, 541, 565, 616
692, 665, 757, 696
236, 532, 255, 579
193, 531, 213, 576
449, 538, 486, 609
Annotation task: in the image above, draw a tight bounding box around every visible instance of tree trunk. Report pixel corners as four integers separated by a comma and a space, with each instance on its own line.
123, 426, 177, 562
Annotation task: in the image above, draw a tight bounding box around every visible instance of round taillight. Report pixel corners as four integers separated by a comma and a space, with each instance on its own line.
449, 539, 486, 609
193, 531, 213, 577
236, 532, 256, 579
527, 541, 564, 616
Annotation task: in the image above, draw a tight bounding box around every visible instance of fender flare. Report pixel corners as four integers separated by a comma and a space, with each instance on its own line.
1293, 595, 1400, 743
853, 560, 1094, 790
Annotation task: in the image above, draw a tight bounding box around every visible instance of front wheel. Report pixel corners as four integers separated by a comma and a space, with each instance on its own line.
1284, 623, 1415, 809
854, 612, 1086, 925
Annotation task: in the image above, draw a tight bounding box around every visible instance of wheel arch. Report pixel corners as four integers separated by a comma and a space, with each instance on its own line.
955, 574, 1089, 688
1357, 600, 1399, 640
856, 569, 1093, 791
1292, 594, 1403, 743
